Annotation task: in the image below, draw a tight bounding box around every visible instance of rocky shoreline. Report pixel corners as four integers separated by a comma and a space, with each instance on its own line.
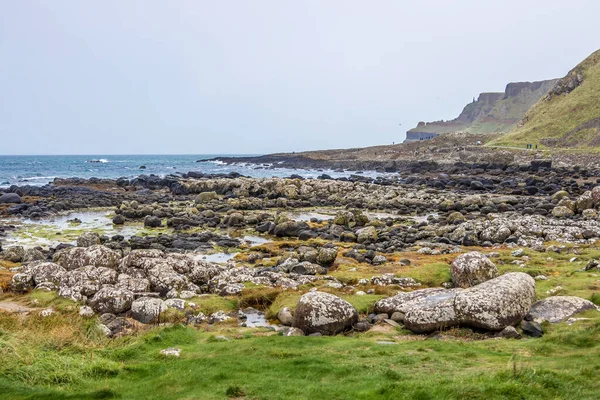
2, 163, 600, 339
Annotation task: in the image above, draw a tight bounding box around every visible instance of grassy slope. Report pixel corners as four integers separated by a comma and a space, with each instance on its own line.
2, 244, 600, 399
491, 50, 600, 148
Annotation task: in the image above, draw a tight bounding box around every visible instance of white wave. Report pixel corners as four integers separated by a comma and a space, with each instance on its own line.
17, 175, 56, 181
86, 159, 109, 163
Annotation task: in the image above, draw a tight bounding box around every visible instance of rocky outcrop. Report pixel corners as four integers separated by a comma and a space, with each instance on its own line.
292, 292, 358, 335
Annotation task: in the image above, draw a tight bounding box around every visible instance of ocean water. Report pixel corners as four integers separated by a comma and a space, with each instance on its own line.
0, 154, 387, 188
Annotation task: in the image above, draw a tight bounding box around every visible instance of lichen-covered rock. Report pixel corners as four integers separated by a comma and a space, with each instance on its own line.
400, 273, 535, 333
292, 292, 358, 335
447, 211, 466, 224
131, 297, 167, 323
116, 274, 151, 293
88, 286, 134, 314
403, 296, 458, 333
575, 191, 595, 213
1, 246, 25, 263
55, 245, 120, 270
22, 248, 46, 263
77, 232, 101, 247
145, 264, 190, 296
30, 262, 67, 287
219, 283, 244, 296
374, 288, 458, 318
195, 191, 218, 203
10, 272, 34, 292
451, 251, 498, 288
528, 296, 599, 323
356, 226, 377, 243
453, 272, 535, 331
552, 206, 574, 218
316, 247, 337, 267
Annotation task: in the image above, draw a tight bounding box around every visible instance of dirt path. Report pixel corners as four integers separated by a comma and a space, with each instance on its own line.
0, 301, 36, 313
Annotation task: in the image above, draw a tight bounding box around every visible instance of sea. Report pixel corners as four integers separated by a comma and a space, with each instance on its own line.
0, 155, 386, 188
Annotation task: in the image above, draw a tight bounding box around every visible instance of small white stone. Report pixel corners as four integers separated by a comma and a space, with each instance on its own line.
41, 308, 54, 317
79, 306, 94, 317
160, 347, 181, 357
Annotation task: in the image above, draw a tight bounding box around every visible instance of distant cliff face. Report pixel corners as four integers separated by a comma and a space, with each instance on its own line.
405, 79, 557, 142
492, 49, 600, 148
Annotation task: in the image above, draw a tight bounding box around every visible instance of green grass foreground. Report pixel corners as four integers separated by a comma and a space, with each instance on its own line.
1, 312, 600, 400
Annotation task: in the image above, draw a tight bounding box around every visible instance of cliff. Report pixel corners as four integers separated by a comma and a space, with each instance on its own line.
405, 79, 557, 142
492, 49, 600, 148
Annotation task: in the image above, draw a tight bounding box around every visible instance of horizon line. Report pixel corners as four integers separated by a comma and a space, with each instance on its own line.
0, 153, 263, 157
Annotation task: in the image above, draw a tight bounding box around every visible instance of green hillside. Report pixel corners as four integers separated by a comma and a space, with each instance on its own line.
491, 49, 600, 148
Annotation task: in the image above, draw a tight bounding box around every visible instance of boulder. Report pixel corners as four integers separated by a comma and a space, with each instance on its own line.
131, 297, 167, 323
55, 245, 120, 270
0, 193, 22, 203
88, 286, 134, 314
453, 272, 536, 331
356, 226, 377, 243
521, 320, 543, 337
30, 262, 67, 287
1, 246, 25, 263
77, 232, 101, 247
374, 288, 454, 317
10, 272, 34, 292
22, 248, 46, 263
451, 252, 498, 288
144, 216, 162, 228
402, 272, 536, 333
195, 191, 218, 203
316, 247, 337, 267
552, 206, 574, 218
292, 292, 358, 335
527, 296, 599, 323
277, 307, 294, 326
274, 221, 306, 237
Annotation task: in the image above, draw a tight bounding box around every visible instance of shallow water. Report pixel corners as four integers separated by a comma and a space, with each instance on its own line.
289, 211, 335, 222
240, 309, 270, 328
2, 210, 141, 248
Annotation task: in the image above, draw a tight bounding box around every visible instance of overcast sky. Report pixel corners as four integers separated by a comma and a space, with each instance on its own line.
1, 1, 599, 155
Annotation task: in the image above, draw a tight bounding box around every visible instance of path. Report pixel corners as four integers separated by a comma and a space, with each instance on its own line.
0, 301, 36, 313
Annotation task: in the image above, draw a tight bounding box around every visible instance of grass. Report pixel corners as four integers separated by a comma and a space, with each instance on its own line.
1, 315, 600, 400
3, 239, 600, 398
490, 49, 600, 148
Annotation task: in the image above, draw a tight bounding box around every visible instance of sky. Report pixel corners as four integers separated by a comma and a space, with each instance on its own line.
1, 1, 599, 155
